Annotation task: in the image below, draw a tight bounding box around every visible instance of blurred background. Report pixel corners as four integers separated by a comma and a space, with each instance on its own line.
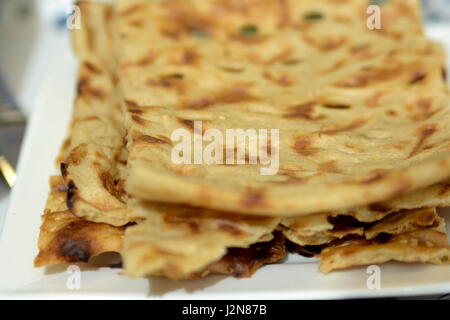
0, 0, 449, 274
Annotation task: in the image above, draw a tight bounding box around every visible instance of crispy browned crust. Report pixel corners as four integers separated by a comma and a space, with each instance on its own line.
318, 220, 450, 273
287, 206, 445, 246
286, 213, 450, 273
195, 232, 286, 278
34, 177, 124, 267
35, 178, 281, 277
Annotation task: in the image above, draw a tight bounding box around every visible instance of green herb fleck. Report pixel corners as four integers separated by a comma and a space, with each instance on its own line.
303, 11, 324, 21
162, 73, 184, 80
240, 25, 259, 36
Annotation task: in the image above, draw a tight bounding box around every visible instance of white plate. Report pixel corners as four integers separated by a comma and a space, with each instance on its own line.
0, 26, 449, 300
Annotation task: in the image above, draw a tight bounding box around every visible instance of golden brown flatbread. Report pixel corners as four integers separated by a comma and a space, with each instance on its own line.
364, 207, 442, 239
123, 199, 279, 279
332, 180, 450, 222
35, 178, 284, 276
42, 2, 283, 279
34, 176, 124, 267
281, 207, 442, 246
116, 0, 450, 217
319, 217, 450, 273
60, 1, 128, 226
35, 0, 450, 279
192, 231, 286, 278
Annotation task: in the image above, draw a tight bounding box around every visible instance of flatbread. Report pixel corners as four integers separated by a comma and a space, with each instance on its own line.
281, 207, 442, 246
55, 2, 283, 279
123, 199, 280, 279
116, 0, 450, 216
34, 179, 283, 276
34, 176, 124, 267
192, 231, 286, 278
35, 0, 450, 279
319, 216, 450, 273
364, 207, 442, 239
281, 182, 450, 245
280, 214, 365, 246
60, 1, 128, 226
333, 180, 450, 222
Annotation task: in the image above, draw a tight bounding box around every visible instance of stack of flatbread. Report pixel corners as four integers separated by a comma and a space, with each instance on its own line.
35, 0, 450, 279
